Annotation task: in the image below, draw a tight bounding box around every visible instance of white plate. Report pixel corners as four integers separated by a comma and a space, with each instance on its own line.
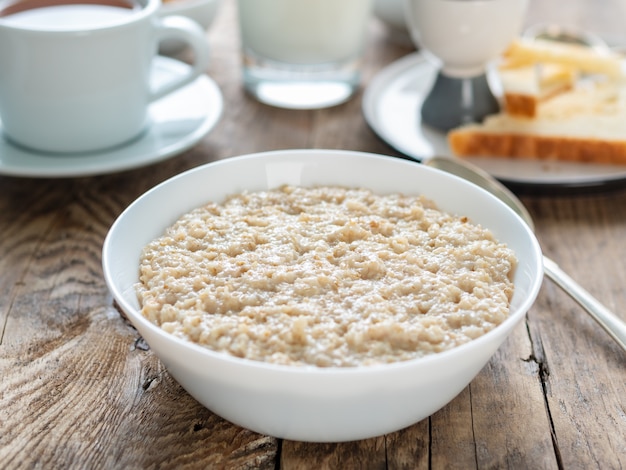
0, 56, 223, 178
363, 52, 626, 187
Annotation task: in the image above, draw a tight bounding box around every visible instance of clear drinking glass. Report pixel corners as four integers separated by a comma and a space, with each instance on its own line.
237, 0, 374, 109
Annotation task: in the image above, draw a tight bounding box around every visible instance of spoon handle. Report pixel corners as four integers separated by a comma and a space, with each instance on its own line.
543, 256, 626, 352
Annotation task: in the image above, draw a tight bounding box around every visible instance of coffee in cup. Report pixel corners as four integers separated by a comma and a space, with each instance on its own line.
0, 0, 142, 26
0, 0, 210, 154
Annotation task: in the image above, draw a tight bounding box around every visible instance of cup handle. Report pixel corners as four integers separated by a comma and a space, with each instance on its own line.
150, 15, 210, 102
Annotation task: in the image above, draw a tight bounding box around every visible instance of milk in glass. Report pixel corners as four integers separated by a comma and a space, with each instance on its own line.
237, 0, 373, 109
239, 0, 372, 64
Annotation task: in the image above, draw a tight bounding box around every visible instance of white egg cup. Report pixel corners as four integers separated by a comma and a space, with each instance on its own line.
404, 0, 528, 131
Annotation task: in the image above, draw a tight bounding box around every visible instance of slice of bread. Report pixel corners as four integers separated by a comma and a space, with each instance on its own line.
448, 81, 626, 164
501, 38, 624, 78
447, 37, 626, 165
496, 38, 624, 118
499, 63, 576, 117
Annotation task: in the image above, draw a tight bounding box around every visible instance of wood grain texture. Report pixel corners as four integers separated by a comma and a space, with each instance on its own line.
523, 192, 626, 469
1, 1, 625, 468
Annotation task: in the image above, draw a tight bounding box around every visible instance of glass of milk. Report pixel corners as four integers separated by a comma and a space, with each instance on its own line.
237, 0, 374, 109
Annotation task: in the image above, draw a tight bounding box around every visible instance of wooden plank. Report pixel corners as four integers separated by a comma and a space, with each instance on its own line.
523, 192, 626, 468
0, 299, 278, 468
281, 438, 387, 470
385, 421, 430, 470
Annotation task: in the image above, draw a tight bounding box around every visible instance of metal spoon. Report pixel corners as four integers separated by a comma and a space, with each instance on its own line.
424, 156, 626, 352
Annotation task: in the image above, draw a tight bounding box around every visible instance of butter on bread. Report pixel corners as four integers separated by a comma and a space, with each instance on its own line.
448, 81, 626, 165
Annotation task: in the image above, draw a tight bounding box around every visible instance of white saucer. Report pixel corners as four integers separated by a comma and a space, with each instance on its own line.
363, 52, 626, 187
0, 56, 223, 178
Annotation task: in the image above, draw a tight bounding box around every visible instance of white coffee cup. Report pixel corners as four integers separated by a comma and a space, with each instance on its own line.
0, 0, 210, 154
404, 0, 528, 78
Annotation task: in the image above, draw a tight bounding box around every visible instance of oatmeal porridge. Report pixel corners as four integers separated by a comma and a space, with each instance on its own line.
136, 185, 517, 367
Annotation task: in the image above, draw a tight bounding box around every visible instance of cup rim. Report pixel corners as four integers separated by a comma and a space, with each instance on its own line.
0, 0, 159, 32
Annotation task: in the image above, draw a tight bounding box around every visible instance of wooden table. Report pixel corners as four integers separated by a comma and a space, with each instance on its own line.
1, 1, 624, 468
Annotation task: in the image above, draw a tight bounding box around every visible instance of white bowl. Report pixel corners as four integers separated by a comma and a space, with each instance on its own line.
159, 0, 222, 55
102, 149, 543, 442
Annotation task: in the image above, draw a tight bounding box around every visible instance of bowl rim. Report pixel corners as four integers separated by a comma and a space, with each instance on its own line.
103, 149, 544, 375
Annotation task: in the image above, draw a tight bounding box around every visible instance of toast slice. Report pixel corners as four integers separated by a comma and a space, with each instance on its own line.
499, 63, 576, 117
447, 37, 626, 165
501, 38, 624, 78
496, 38, 624, 118
448, 81, 626, 165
